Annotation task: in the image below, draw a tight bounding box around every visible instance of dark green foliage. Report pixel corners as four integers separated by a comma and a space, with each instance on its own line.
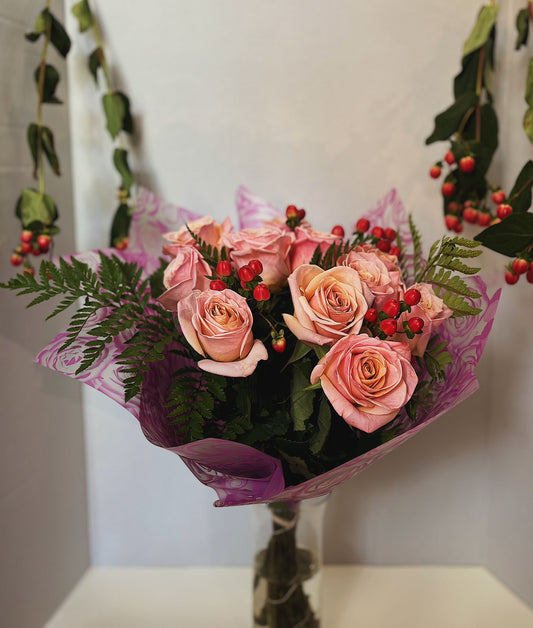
516, 8, 530, 50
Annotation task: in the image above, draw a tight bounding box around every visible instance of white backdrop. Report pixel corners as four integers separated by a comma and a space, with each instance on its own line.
64, 0, 533, 604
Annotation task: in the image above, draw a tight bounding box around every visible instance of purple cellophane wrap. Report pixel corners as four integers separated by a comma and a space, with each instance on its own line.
35, 186, 500, 507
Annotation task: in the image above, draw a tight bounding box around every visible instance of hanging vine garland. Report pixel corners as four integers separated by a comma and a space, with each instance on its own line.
427, 2, 533, 285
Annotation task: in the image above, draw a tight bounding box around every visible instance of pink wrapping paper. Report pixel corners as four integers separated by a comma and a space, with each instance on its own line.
35, 186, 499, 506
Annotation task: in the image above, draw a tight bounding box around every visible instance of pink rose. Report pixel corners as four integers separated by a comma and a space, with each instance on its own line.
157, 246, 211, 311
177, 289, 268, 377
395, 283, 453, 357
283, 265, 369, 346
310, 334, 418, 433
289, 225, 339, 271
338, 250, 396, 307
163, 216, 232, 257
222, 225, 295, 291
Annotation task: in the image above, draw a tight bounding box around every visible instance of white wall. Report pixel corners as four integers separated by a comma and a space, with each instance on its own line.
0, 2, 89, 627
64, 0, 533, 608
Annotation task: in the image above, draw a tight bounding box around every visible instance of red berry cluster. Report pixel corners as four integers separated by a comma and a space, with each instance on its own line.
114, 237, 129, 251
10, 230, 52, 271
285, 205, 306, 228
210, 258, 271, 303
354, 219, 401, 258
364, 289, 424, 340
430, 149, 512, 233
504, 258, 533, 285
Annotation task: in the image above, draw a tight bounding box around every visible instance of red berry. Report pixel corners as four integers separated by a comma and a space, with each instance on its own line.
505, 271, 519, 285
286, 205, 298, 219
477, 212, 491, 227
10, 253, 23, 266
364, 308, 378, 324
512, 258, 529, 275
377, 238, 391, 253
442, 182, 456, 198
21, 242, 32, 254
355, 218, 370, 233
253, 283, 270, 301
404, 288, 421, 306
216, 260, 232, 277
445, 215, 459, 231
23, 267, 35, 276
297, 208, 306, 220
115, 238, 129, 251
526, 267, 533, 284
447, 202, 462, 215
454, 222, 464, 233
407, 317, 425, 333
331, 225, 345, 238
248, 259, 263, 276
20, 230, 33, 243
384, 228, 396, 241
380, 319, 397, 336
492, 190, 506, 205
210, 279, 226, 291
238, 266, 255, 283
37, 234, 51, 249
32, 246, 41, 256
464, 200, 473, 208
459, 156, 475, 173
444, 150, 455, 165
382, 299, 401, 318
463, 208, 478, 223
496, 204, 513, 220
272, 337, 286, 353
389, 245, 401, 258
429, 165, 441, 179
372, 226, 384, 239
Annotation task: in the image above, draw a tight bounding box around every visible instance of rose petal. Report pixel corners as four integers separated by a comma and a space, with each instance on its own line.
198, 339, 268, 377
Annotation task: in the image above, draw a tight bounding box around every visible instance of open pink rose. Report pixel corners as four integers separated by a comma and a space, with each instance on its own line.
310, 334, 418, 433
337, 250, 396, 307
157, 246, 211, 311
283, 265, 369, 346
177, 289, 268, 377
289, 225, 339, 271
222, 225, 295, 291
163, 216, 232, 257
395, 283, 453, 356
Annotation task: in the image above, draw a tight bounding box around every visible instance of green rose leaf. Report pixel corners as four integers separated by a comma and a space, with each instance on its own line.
34, 64, 62, 104
454, 49, 481, 100
475, 212, 533, 257
507, 160, 533, 212
41, 127, 61, 176
426, 92, 479, 144
88, 47, 105, 83
291, 361, 315, 432
25, 9, 51, 42
71, 0, 94, 33
109, 203, 132, 245
462, 5, 499, 58
309, 397, 331, 455
18, 188, 58, 228
516, 8, 529, 50
27, 123, 39, 178
113, 148, 134, 192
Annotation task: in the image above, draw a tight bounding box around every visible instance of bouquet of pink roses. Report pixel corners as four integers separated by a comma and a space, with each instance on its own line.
1, 187, 499, 627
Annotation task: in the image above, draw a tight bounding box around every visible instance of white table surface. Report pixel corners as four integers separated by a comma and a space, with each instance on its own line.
45, 565, 533, 628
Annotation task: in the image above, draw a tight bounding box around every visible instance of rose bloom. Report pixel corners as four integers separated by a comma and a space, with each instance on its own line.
395, 283, 453, 356
283, 265, 369, 346
177, 289, 268, 377
157, 246, 211, 311
310, 334, 418, 433
163, 216, 232, 257
337, 250, 396, 308
222, 225, 295, 291
289, 225, 339, 271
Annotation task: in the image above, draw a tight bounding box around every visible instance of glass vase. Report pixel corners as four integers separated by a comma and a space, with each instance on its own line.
252, 494, 329, 628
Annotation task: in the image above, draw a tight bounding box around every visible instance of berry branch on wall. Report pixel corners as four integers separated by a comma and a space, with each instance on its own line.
9, 0, 136, 274
427, 2, 533, 285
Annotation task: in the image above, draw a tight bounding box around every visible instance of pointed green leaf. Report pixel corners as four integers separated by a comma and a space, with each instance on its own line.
285, 340, 311, 368
102, 92, 125, 139
113, 148, 134, 192
508, 160, 533, 212
41, 126, 60, 175
49, 12, 71, 57
71, 0, 94, 32
291, 362, 315, 432
19, 188, 58, 227
475, 212, 533, 257
309, 397, 331, 455
524, 107, 533, 144
25, 9, 51, 42
516, 8, 529, 50
109, 203, 132, 245
88, 47, 105, 83
454, 50, 481, 99
462, 5, 499, 58
116, 92, 133, 134
525, 58, 533, 107
34, 64, 61, 104
27, 123, 39, 177
425, 92, 478, 144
